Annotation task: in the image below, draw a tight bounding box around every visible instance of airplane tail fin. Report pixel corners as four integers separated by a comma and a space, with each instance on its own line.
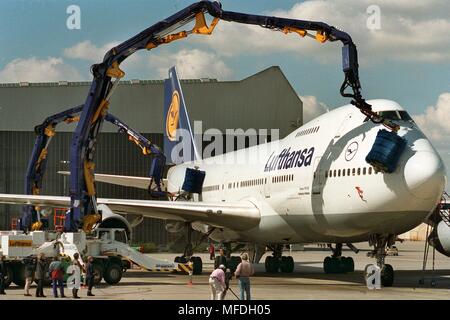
163, 66, 200, 164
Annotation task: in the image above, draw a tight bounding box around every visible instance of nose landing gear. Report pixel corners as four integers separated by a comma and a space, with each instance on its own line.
173, 223, 204, 275
323, 243, 355, 274
365, 234, 395, 287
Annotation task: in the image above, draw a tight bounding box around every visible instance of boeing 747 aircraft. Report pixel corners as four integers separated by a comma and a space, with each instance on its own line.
0, 67, 446, 287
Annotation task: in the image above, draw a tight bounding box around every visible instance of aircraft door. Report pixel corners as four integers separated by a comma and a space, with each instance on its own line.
264, 175, 271, 198
311, 156, 324, 195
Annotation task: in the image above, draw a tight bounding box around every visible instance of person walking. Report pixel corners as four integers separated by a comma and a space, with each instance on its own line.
208, 264, 226, 300
208, 243, 215, 261
235, 252, 254, 300
49, 256, 65, 298
0, 255, 6, 295
85, 256, 95, 297
23, 256, 36, 296
70, 253, 84, 299
35, 253, 47, 298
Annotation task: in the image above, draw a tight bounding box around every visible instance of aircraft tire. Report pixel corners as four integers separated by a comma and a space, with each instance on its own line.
344, 257, 354, 273
175, 256, 188, 264
286, 256, 294, 273
265, 256, 279, 273
381, 264, 394, 287
323, 256, 332, 274
228, 256, 242, 273
191, 256, 203, 275
280, 256, 294, 273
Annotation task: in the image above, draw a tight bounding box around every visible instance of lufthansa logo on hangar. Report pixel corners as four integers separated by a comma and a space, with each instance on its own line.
166, 90, 180, 141
345, 141, 359, 161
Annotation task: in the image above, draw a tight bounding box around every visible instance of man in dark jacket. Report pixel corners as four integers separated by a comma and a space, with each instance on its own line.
0, 255, 6, 295
35, 253, 47, 298
214, 248, 227, 270
85, 256, 95, 297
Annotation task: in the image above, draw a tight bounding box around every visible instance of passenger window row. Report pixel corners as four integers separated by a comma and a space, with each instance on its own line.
325, 167, 377, 178
241, 178, 265, 188
228, 178, 267, 189
203, 185, 220, 192
272, 174, 294, 183
295, 126, 320, 138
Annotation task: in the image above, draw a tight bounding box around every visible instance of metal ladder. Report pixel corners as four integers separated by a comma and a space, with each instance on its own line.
438, 191, 450, 227
419, 191, 449, 286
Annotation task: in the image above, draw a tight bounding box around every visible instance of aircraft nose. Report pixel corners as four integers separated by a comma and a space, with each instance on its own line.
404, 150, 446, 200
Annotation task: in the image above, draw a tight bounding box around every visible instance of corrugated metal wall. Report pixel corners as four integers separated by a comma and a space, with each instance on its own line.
0, 131, 171, 244
0, 67, 302, 138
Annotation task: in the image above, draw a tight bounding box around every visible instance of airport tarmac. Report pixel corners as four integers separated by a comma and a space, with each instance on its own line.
1, 240, 450, 300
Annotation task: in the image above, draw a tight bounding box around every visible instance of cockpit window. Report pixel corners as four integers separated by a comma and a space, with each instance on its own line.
377, 111, 401, 120
373, 110, 414, 122
398, 111, 413, 121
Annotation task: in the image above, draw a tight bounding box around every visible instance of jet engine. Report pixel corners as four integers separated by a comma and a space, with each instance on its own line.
96, 204, 132, 240
428, 220, 450, 257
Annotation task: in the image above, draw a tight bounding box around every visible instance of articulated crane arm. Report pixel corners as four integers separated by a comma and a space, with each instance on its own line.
67, 0, 396, 232
22, 105, 165, 231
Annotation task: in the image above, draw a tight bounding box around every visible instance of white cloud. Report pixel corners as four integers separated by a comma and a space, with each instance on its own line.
413, 93, 450, 142
300, 95, 329, 123
149, 49, 232, 79
0, 57, 82, 83
62, 42, 232, 80
63, 40, 119, 62
194, 0, 450, 63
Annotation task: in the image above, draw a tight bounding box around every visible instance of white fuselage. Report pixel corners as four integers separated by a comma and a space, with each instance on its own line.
166, 100, 446, 245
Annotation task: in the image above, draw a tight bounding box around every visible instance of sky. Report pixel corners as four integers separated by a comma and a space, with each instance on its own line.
0, 0, 449, 189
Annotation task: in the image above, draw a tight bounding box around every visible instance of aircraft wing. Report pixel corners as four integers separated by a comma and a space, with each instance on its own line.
0, 194, 260, 231
58, 171, 166, 190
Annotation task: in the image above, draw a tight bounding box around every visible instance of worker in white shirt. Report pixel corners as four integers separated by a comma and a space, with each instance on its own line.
208, 264, 226, 300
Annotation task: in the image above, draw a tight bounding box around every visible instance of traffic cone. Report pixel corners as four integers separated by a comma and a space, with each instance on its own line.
187, 262, 193, 286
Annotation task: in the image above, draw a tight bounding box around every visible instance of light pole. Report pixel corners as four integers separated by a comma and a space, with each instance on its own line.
60, 160, 70, 196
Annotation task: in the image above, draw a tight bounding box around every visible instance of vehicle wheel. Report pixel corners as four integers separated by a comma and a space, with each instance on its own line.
228, 256, 242, 273
12, 263, 25, 287
191, 256, 202, 275
104, 263, 123, 285
265, 256, 279, 273
3, 265, 14, 288
344, 257, 354, 273
93, 262, 104, 285
381, 264, 394, 287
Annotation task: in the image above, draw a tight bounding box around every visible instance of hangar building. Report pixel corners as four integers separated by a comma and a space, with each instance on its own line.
0, 66, 303, 244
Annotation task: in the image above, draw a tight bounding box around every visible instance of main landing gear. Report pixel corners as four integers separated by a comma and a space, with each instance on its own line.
264, 245, 295, 273
323, 243, 355, 274
365, 234, 395, 287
